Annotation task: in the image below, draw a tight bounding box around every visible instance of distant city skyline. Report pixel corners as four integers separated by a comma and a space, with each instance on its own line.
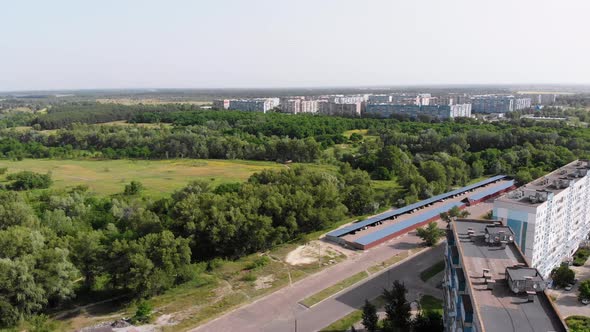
2, 0, 590, 91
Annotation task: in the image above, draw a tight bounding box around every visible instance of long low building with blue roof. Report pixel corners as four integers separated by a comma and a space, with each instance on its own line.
326, 175, 515, 249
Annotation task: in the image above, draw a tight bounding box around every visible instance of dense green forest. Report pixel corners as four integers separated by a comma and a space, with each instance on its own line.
0, 102, 589, 328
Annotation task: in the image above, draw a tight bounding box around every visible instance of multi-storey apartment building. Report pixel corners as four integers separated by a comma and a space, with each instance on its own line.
365, 104, 471, 119
415, 93, 432, 106
493, 160, 590, 278
300, 100, 319, 113
471, 95, 514, 113
219, 98, 280, 113
212, 99, 230, 110
367, 94, 392, 104
444, 219, 567, 332
319, 101, 362, 117
281, 98, 301, 114
471, 95, 531, 113
514, 97, 532, 110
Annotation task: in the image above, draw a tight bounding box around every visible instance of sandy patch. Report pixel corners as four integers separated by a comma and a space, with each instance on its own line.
285, 244, 319, 265
285, 241, 347, 266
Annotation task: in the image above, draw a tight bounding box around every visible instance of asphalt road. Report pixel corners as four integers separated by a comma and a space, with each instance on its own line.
191, 241, 444, 332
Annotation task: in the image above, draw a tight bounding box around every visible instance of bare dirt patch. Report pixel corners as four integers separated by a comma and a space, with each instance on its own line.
254, 275, 275, 290
285, 241, 347, 266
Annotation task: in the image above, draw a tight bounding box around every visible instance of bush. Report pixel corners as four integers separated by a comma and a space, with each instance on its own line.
245, 256, 270, 270
7, 171, 52, 190
241, 273, 257, 282
551, 265, 575, 287
579, 280, 590, 301
566, 315, 590, 332
124, 181, 144, 195
573, 248, 590, 266
132, 301, 152, 324
0, 167, 7, 175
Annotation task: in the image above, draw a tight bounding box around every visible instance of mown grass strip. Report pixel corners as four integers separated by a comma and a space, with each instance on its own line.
320, 295, 384, 332
419, 294, 443, 315
300, 271, 369, 308
419, 260, 445, 282
320, 309, 363, 332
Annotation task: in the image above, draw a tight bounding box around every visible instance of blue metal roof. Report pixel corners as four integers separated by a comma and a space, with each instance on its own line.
355, 202, 464, 246
326, 175, 507, 238
468, 180, 514, 201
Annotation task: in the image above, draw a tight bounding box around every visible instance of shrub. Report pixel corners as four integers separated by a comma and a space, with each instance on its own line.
7, 171, 52, 190
245, 256, 270, 270
566, 315, 590, 332
124, 181, 144, 195
0, 167, 7, 175
241, 273, 257, 282
573, 248, 590, 266
132, 301, 153, 324
551, 265, 575, 287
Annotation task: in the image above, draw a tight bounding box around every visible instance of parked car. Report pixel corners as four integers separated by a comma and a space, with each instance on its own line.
581, 298, 590, 305
565, 284, 573, 291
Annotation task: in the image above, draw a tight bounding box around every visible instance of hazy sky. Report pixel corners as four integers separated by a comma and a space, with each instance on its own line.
1, 0, 589, 91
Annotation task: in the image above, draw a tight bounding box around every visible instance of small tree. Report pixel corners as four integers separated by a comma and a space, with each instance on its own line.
413, 311, 443, 332
362, 299, 378, 332
440, 206, 470, 224
416, 222, 444, 246
551, 265, 575, 287
579, 280, 590, 301
124, 181, 144, 195
132, 301, 152, 324
382, 280, 411, 330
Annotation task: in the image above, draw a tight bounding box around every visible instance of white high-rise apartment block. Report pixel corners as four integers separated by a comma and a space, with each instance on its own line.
300, 100, 319, 113
281, 99, 301, 114
493, 160, 590, 278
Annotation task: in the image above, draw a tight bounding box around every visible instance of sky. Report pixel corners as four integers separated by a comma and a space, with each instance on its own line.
1, 0, 589, 91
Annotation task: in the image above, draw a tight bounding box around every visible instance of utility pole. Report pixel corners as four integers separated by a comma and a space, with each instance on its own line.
295, 318, 297, 332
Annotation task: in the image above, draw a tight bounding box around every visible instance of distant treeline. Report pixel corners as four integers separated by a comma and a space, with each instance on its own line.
32, 102, 201, 129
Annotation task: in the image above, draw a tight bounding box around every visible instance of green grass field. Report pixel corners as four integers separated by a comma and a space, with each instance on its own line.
0, 158, 285, 196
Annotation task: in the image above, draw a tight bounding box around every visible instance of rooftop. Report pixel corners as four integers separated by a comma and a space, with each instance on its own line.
452, 220, 567, 332
340, 179, 514, 245
495, 159, 590, 207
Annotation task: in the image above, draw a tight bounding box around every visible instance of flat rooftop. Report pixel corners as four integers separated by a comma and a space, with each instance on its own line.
341, 179, 514, 244
496, 159, 590, 207
453, 220, 566, 332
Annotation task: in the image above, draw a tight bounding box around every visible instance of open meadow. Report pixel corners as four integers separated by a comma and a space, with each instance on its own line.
0, 159, 286, 196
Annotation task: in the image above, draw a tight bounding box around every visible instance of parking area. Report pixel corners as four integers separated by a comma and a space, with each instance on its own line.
547, 257, 590, 318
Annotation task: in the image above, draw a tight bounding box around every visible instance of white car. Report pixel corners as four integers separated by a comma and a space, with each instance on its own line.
565, 284, 573, 291
581, 298, 590, 305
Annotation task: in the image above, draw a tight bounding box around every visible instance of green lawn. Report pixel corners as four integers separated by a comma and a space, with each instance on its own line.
420, 295, 443, 315
419, 260, 445, 282
300, 271, 369, 307
566, 315, 590, 332
320, 309, 363, 332
0, 158, 285, 197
